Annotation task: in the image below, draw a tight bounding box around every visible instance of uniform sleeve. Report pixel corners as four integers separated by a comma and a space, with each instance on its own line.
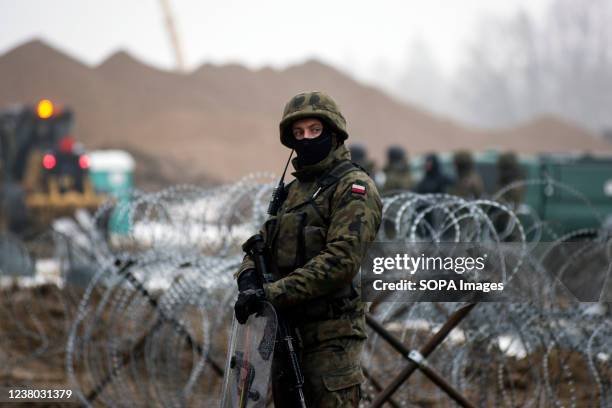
264, 173, 382, 308
234, 254, 255, 279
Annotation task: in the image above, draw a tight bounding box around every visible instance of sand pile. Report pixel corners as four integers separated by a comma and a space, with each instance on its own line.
1, 39, 610, 185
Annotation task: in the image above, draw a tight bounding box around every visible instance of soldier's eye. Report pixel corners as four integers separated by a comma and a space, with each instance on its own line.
293, 128, 304, 137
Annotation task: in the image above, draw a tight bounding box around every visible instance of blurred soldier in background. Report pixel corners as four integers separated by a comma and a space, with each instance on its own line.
494, 151, 525, 241
449, 150, 484, 199
382, 145, 412, 193
415, 153, 453, 194
348, 144, 375, 175
496, 151, 525, 207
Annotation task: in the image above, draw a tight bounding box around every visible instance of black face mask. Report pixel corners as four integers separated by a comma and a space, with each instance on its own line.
294, 131, 334, 166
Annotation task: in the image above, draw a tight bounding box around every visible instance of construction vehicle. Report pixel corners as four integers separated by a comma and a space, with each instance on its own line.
0, 99, 104, 235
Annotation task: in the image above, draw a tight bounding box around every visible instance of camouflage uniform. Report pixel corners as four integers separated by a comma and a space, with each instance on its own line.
382, 146, 412, 193
237, 92, 382, 407
449, 150, 484, 199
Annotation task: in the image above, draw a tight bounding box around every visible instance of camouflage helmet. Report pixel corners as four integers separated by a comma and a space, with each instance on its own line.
453, 150, 474, 175
387, 145, 406, 163
497, 151, 523, 183
349, 144, 366, 161
453, 150, 474, 167
497, 151, 519, 168
279, 91, 348, 148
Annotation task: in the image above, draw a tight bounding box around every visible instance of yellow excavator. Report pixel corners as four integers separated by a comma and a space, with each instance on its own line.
0, 99, 104, 235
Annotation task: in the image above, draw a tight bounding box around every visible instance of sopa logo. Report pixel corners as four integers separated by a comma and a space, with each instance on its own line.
419, 280, 457, 290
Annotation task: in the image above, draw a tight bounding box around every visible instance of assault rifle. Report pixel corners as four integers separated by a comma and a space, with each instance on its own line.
242, 233, 307, 408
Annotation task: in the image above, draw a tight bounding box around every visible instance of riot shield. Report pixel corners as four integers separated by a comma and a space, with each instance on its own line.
220, 301, 277, 408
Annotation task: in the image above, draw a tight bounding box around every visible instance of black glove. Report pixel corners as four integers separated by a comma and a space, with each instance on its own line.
234, 288, 266, 324
237, 268, 262, 292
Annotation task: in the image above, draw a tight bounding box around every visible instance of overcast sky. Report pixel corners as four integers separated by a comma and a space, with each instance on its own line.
1, 0, 550, 83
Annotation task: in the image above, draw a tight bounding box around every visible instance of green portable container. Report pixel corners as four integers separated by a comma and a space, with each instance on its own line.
89, 150, 135, 234
412, 150, 612, 236
534, 153, 612, 234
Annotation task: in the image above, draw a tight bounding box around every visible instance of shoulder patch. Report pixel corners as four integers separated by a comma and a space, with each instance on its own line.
334, 169, 379, 206
351, 182, 366, 195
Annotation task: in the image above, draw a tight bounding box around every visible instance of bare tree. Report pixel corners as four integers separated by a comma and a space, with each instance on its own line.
394, 39, 449, 116
453, 0, 612, 132
375, 39, 450, 117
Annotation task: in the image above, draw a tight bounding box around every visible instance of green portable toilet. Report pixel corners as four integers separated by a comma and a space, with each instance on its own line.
89, 150, 134, 234
535, 153, 612, 234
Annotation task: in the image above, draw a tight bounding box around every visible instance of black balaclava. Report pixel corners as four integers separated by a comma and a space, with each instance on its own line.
424, 153, 440, 176
294, 128, 334, 166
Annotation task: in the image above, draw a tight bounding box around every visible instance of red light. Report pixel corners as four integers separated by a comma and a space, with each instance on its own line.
42, 154, 56, 170
79, 155, 90, 169
59, 136, 75, 153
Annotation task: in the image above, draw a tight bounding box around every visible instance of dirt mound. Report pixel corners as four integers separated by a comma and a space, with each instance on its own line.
491, 115, 611, 153
1, 39, 610, 184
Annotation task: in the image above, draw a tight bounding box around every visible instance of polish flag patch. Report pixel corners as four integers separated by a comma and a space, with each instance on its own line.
351, 183, 366, 195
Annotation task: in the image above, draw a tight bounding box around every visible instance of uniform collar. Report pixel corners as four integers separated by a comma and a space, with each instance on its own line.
291, 144, 351, 181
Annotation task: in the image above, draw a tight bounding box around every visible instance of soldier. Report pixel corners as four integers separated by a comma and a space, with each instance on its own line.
496, 151, 524, 207
449, 150, 484, 199
234, 91, 382, 407
415, 153, 453, 194
348, 143, 376, 176
382, 145, 412, 193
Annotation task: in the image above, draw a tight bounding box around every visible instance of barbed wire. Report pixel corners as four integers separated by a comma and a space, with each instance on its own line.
0, 176, 610, 407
